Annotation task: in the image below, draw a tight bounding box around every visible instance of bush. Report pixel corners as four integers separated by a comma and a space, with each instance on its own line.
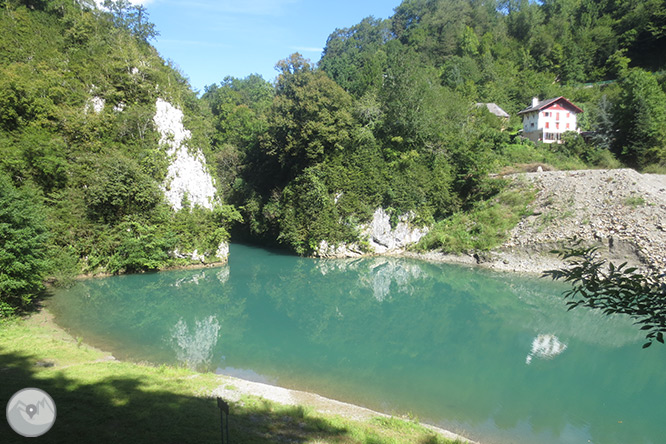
0, 173, 48, 317
107, 221, 176, 274
416, 181, 535, 253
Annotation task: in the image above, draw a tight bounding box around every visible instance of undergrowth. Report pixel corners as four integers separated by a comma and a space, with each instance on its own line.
415, 180, 536, 254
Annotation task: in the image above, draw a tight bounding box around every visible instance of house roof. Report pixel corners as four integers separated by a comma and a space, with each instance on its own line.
517, 96, 583, 115
475, 103, 509, 118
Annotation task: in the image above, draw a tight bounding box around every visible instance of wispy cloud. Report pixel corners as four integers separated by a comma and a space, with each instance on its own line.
158, 38, 231, 49
291, 46, 324, 53
166, 0, 300, 16
94, 0, 157, 8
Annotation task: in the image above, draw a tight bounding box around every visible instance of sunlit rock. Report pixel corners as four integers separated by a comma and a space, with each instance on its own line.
314, 208, 428, 258
215, 242, 229, 262
365, 208, 428, 254
153, 98, 217, 211
526, 334, 567, 364
85, 96, 105, 114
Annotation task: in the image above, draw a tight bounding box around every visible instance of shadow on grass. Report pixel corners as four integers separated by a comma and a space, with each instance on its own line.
0, 350, 348, 444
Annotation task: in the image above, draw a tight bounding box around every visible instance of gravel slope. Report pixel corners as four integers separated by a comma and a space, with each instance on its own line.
413, 169, 666, 274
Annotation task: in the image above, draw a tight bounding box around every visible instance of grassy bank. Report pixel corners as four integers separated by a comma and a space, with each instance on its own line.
0, 310, 464, 444
415, 180, 536, 254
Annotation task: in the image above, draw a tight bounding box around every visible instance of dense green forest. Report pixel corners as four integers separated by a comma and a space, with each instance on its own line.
204, 0, 666, 254
1, 0, 666, 317
0, 0, 238, 317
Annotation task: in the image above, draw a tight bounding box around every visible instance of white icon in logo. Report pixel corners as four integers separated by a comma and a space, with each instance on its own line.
6, 388, 57, 437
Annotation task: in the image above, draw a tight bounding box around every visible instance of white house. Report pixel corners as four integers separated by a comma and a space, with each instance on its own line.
517, 96, 583, 143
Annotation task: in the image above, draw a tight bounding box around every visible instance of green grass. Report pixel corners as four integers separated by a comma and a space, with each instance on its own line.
0, 312, 465, 444
623, 196, 646, 208
416, 182, 536, 254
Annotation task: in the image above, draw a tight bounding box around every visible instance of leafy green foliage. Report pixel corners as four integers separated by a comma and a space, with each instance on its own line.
102, 0, 158, 42
319, 16, 391, 98
106, 221, 176, 274
0, 0, 239, 283
613, 68, 666, 168
85, 157, 162, 223
416, 181, 535, 253
263, 54, 354, 182
545, 244, 666, 348
0, 173, 48, 317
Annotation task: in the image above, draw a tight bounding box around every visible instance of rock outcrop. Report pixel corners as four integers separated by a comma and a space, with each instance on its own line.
153, 98, 217, 211
316, 208, 428, 258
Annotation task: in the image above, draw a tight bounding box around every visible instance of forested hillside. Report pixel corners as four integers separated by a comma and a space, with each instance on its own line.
203, 0, 666, 255
0, 0, 238, 317
1, 0, 666, 317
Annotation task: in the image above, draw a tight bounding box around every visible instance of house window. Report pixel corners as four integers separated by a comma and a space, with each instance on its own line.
567, 112, 570, 118
566, 123, 570, 129
531, 123, 535, 128
544, 112, 549, 117
556, 122, 560, 129
556, 112, 560, 120
545, 122, 549, 129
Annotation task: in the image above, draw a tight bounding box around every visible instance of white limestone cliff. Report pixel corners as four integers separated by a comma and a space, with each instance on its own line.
153, 98, 217, 212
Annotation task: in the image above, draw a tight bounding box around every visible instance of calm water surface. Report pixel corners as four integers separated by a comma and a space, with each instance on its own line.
48, 244, 666, 444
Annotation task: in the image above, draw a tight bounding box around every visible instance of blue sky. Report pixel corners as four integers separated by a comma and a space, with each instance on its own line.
132, 0, 401, 92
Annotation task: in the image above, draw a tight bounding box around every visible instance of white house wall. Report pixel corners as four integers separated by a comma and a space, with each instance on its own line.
522, 103, 579, 144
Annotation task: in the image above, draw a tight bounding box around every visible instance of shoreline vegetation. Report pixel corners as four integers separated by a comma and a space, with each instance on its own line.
0, 307, 474, 444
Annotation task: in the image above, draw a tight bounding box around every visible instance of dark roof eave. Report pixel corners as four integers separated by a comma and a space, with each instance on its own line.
517, 96, 584, 115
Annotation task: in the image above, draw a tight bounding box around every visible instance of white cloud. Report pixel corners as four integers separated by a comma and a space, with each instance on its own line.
158, 38, 231, 49
291, 46, 324, 53
168, 0, 299, 16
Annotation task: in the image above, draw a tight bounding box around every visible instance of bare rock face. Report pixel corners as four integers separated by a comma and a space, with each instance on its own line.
215, 242, 229, 262
365, 208, 429, 254
315, 208, 428, 258
492, 169, 666, 273
153, 98, 217, 211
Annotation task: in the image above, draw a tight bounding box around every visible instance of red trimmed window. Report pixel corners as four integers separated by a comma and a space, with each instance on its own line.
545, 122, 549, 129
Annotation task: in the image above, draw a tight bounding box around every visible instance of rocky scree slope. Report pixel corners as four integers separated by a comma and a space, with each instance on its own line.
482, 169, 666, 273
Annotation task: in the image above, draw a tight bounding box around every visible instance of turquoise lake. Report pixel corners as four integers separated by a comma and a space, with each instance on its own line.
48, 244, 666, 444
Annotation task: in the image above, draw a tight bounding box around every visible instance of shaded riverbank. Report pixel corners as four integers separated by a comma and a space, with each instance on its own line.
0, 307, 472, 443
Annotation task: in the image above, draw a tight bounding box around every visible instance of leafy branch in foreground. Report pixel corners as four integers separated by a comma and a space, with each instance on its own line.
544, 244, 666, 348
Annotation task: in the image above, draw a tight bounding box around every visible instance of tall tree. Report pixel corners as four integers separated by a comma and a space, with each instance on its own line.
261, 54, 354, 182
0, 173, 48, 317
613, 68, 666, 167
319, 17, 391, 98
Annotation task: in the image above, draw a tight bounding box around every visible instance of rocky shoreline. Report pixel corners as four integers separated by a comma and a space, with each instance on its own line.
325, 169, 666, 276
485, 168, 666, 274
